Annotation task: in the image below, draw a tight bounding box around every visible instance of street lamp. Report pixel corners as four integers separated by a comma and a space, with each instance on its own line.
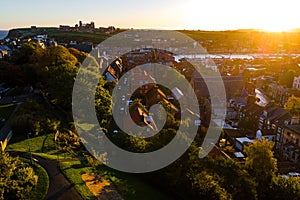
27, 132, 33, 164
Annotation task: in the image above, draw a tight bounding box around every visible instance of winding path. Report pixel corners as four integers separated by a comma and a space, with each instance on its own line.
9, 151, 83, 200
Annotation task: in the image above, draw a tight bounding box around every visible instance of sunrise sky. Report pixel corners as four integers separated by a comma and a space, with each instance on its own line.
1, 0, 299, 31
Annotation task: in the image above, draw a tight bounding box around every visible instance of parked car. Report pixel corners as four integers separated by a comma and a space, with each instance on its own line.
282, 172, 300, 178
127, 100, 133, 105
288, 172, 300, 177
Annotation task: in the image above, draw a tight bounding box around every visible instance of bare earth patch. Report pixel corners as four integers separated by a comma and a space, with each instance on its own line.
82, 173, 124, 200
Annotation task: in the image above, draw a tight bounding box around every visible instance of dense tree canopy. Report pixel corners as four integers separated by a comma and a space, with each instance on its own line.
68, 47, 88, 64
9, 42, 80, 109
189, 171, 231, 200
269, 176, 300, 200
11, 100, 60, 136
244, 139, 277, 180
42, 45, 78, 67
95, 77, 113, 130
47, 63, 78, 109
244, 139, 277, 199
284, 96, 300, 116
0, 61, 23, 84
12, 41, 44, 65
0, 151, 37, 200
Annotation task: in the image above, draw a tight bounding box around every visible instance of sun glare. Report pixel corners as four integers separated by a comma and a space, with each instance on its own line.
185, 0, 299, 31
258, 20, 297, 32
260, 28, 292, 33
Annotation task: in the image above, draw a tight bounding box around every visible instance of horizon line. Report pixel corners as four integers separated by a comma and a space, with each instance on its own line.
2, 26, 300, 33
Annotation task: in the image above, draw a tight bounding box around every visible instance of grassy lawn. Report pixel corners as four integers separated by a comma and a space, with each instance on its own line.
47, 31, 109, 44
96, 165, 172, 200
7, 133, 74, 160
59, 161, 96, 200
59, 160, 172, 200
19, 157, 49, 200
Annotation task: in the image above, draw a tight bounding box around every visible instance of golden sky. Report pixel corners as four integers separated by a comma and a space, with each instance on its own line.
1, 0, 299, 31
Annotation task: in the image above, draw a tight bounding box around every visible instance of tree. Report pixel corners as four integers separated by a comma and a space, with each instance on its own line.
245, 139, 277, 179
0, 61, 23, 85
42, 45, 78, 67
244, 138, 277, 198
47, 63, 78, 109
68, 48, 88, 64
103, 81, 117, 94
94, 77, 112, 130
0, 151, 37, 200
55, 129, 81, 156
189, 171, 232, 200
268, 176, 300, 200
203, 157, 258, 200
11, 41, 44, 65
11, 100, 60, 135
284, 96, 300, 116
279, 70, 296, 88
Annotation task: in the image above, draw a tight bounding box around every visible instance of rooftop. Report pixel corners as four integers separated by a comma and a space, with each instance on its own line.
236, 137, 254, 144
286, 124, 300, 135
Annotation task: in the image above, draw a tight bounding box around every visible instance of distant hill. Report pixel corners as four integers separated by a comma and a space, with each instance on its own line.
5, 27, 300, 54
6, 27, 116, 44
179, 29, 300, 53
6, 27, 58, 39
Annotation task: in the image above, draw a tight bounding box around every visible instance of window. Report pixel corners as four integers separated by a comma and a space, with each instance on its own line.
276, 134, 280, 141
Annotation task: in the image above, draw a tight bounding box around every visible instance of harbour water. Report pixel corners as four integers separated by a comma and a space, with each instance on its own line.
175, 53, 300, 61
0, 31, 8, 40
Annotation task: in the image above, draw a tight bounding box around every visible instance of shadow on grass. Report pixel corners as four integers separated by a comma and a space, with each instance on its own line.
41, 135, 48, 152
71, 163, 89, 170
7, 133, 75, 160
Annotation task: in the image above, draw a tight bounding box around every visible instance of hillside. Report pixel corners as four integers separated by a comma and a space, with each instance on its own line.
5, 28, 300, 54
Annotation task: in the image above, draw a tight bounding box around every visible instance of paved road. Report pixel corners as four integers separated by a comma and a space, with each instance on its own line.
0, 103, 20, 141
0, 90, 31, 141
0, 94, 31, 105
9, 151, 83, 200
